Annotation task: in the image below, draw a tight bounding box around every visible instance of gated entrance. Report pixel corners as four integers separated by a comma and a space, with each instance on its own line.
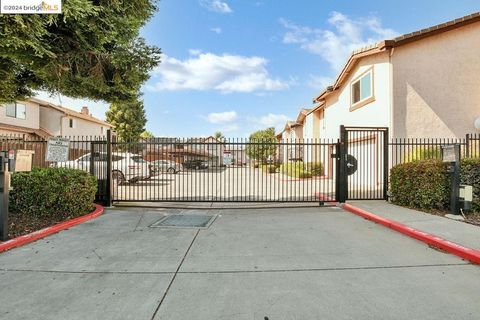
337, 126, 389, 202
110, 138, 339, 203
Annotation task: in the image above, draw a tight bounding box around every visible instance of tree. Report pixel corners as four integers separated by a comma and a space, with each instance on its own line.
246, 127, 277, 163
0, 0, 161, 104
213, 131, 225, 141
140, 130, 155, 139
106, 99, 146, 142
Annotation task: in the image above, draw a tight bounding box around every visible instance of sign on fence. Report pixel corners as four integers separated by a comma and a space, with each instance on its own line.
46, 137, 70, 162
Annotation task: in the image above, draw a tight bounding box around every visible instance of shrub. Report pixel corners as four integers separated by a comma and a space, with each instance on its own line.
460, 158, 480, 212
390, 159, 449, 209
10, 167, 97, 219
260, 163, 280, 174
390, 158, 480, 212
280, 162, 312, 179
306, 162, 324, 176
404, 146, 442, 163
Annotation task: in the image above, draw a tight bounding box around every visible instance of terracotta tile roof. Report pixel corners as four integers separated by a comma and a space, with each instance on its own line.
313, 12, 480, 103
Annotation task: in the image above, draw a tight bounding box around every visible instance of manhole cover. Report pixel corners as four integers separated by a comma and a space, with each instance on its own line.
150, 214, 217, 229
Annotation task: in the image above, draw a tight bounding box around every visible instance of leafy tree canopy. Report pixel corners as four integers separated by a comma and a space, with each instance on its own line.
213, 131, 225, 141
106, 99, 146, 142
0, 0, 161, 104
140, 130, 154, 139
246, 127, 277, 162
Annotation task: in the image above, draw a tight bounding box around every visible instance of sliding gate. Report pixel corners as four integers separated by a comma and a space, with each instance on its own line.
110, 138, 338, 203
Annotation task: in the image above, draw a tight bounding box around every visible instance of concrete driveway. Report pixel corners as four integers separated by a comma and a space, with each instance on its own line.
1, 206, 479, 319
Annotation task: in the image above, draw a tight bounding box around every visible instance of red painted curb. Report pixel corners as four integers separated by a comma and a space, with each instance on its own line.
0, 204, 104, 253
341, 203, 480, 265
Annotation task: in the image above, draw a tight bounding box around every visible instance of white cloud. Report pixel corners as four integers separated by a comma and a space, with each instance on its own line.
280, 12, 398, 71
253, 113, 289, 131
150, 51, 289, 93
307, 75, 334, 90
206, 111, 238, 124
210, 27, 222, 34
200, 0, 232, 14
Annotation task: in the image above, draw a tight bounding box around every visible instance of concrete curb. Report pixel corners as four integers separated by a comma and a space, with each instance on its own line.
0, 204, 104, 253
341, 203, 480, 265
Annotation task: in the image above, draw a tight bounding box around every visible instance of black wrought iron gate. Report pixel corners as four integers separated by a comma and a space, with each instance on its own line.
337, 126, 389, 202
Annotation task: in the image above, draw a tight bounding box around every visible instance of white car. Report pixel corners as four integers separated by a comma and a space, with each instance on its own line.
55, 152, 151, 184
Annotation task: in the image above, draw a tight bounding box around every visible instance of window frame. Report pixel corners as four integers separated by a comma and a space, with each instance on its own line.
350, 67, 375, 111
5, 102, 27, 119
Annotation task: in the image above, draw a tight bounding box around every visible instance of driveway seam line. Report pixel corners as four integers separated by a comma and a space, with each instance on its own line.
0, 262, 469, 275
150, 229, 200, 320
174, 263, 470, 274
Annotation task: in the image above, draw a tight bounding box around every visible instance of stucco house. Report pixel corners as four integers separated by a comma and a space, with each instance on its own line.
300, 12, 480, 141
0, 97, 112, 139
275, 118, 306, 163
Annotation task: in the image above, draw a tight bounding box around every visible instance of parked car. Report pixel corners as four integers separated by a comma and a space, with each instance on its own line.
55, 152, 150, 184
183, 159, 209, 170
149, 160, 183, 174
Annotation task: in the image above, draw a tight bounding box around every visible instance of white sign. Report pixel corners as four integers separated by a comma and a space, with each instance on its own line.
46, 137, 70, 162
1, 0, 62, 14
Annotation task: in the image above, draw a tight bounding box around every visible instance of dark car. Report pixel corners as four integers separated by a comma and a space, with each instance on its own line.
183, 159, 209, 170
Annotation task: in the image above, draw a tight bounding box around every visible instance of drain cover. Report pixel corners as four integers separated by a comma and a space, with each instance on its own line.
150, 214, 216, 229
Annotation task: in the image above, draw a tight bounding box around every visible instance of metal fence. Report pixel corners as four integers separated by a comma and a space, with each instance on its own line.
0, 134, 109, 203
0, 132, 478, 205
111, 138, 338, 203
390, 134, 480, 167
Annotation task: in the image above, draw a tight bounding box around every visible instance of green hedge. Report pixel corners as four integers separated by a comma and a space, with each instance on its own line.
390, 158, 480, 212
404, 146, 441, 162
260, 163, 280, 174
305, 162, 324, 176
10, 167, 97, 218
280, 162, 324, 178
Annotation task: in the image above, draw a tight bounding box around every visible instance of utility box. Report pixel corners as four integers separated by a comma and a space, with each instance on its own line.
459, 185, 473, 210
460, 185, 473, 202
15, 150, 35, 172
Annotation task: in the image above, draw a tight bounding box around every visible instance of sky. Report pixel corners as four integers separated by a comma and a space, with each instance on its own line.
36, 0, 480, 138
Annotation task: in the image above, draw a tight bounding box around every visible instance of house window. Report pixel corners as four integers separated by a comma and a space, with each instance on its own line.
351, 69, 373, 108
5, 103, 26, 119
101, 126, 104, 134
69, 119, 74, 128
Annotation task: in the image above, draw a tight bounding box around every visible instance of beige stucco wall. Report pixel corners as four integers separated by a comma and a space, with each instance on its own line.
0, 101, 40, 130
61, 116, 107, 136
392, 22, 480, 138
320, 51, 392, 140
39, 106, 63, 136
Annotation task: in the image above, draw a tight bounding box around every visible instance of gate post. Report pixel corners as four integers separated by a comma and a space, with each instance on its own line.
336, 125, 347, 203
105, 129, 113, 207
383, 128, 389, 200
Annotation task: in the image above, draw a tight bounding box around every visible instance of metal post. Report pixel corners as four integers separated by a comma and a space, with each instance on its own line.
0, 155, 10, 241
105, 129, 113, 207
337, 125, 347, 203
383, 128, 389, 200
450, 144, 461, 215
465, 134, 470, 158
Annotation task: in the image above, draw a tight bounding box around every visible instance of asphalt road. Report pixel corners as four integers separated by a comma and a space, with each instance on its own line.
1, 206, 479, 319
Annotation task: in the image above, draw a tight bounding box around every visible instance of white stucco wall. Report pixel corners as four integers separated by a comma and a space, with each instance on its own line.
391, 22, 480, 138
319, 51, 392, 140
0, 101, 40, 130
